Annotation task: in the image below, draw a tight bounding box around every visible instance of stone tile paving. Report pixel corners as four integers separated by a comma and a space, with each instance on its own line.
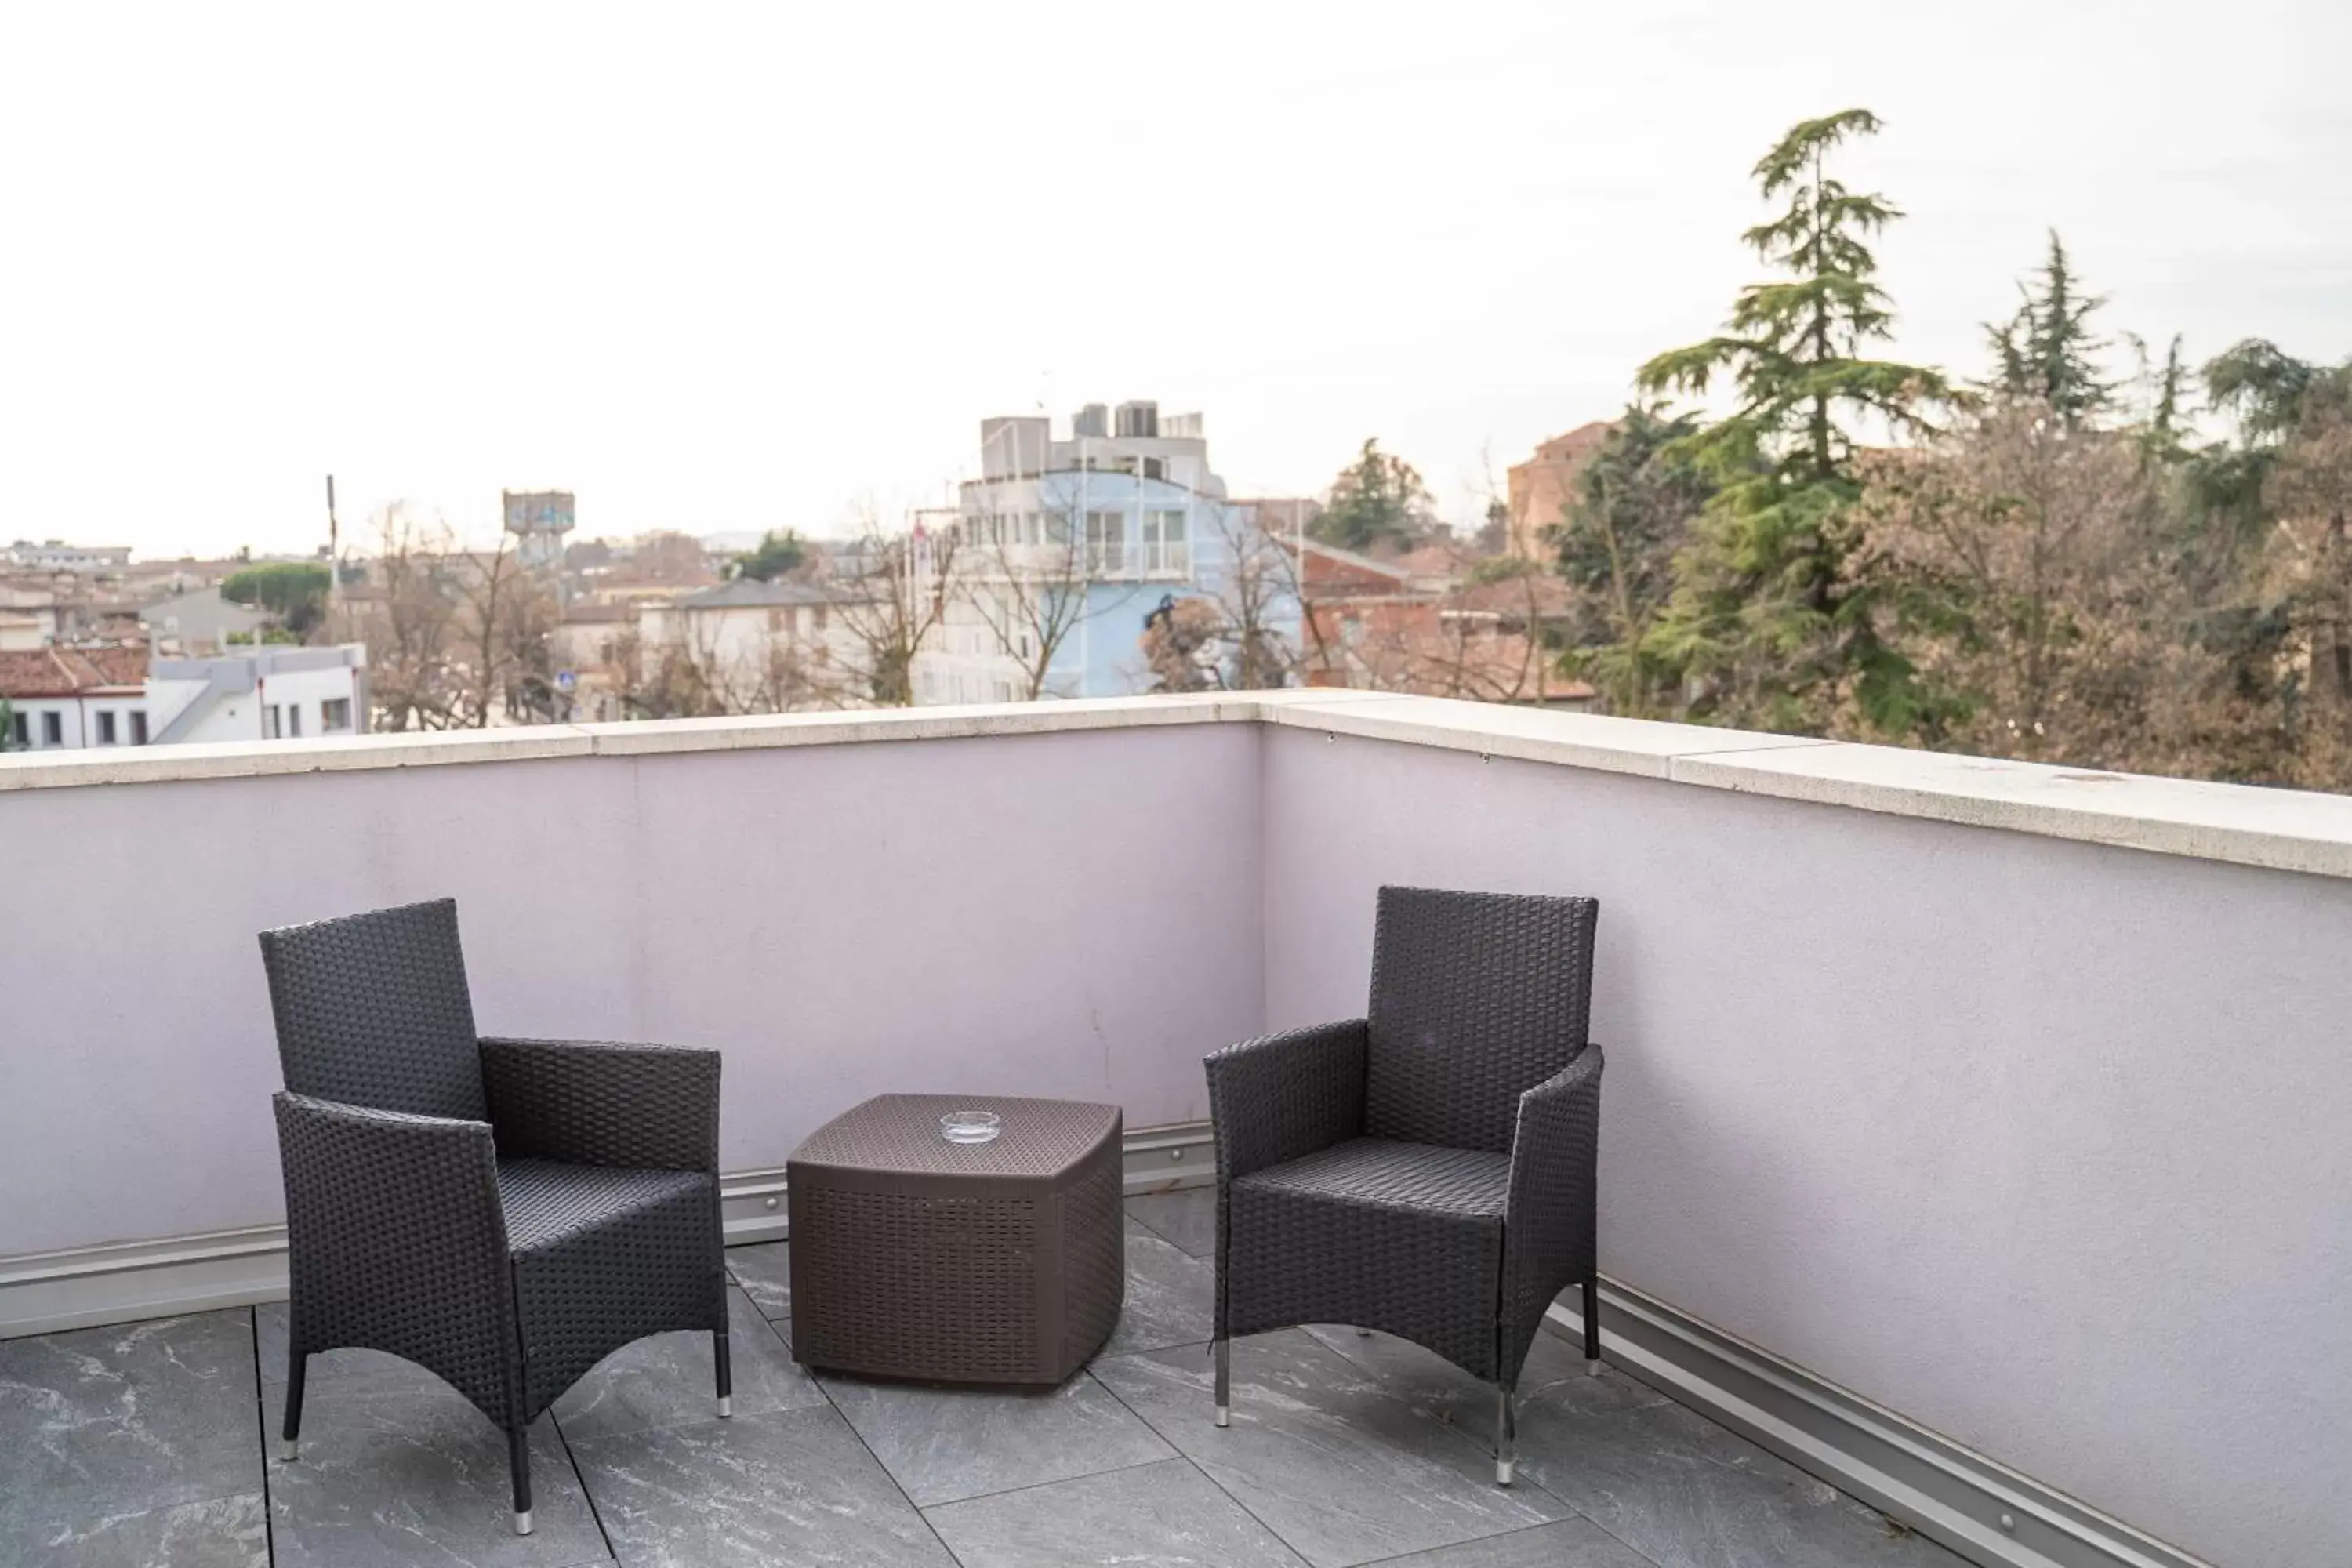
0, 1206, 1962, 1568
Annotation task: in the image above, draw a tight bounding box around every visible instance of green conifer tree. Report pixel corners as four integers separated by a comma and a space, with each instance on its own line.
1985, 230, 2113, 426
1311, 439, 1436, 554
1635, 109, 1950, 731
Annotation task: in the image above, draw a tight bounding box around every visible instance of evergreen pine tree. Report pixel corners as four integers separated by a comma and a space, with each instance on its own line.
2151, 334, 2188, 447
1311, 439, 1436, 554
729, 530, 808, 583
1635, 109, 1950, 731
1984, 230, 2113, 426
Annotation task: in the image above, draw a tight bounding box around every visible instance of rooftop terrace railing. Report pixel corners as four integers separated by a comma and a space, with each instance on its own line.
4, 690, 2345, 1568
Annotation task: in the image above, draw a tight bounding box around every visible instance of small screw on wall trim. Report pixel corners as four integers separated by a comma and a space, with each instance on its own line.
1169, 1148, 1185, 1161
763, 1196, 779, 1210
1998, 1512, 2016, 1532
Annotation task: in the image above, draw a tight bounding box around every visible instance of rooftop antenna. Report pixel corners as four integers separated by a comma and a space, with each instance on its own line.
325, 474, 340, 617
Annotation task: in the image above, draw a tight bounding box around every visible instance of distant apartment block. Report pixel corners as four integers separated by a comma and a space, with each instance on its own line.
635, 577, 869, 711
914, 401, 1301, 702
0, 644, 368, 750
4, 539, 133, 572
1504, 421, 1613, 559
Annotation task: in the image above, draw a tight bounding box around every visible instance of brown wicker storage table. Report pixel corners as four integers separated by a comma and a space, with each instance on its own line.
786, 1094, 1123, 1384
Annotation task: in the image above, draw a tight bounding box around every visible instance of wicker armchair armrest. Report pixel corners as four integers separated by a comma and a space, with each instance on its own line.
1501, 1044, 1603, 1348
271, 1092, 521, 1421
1506, 1045, 1602, 1229
479, 1036, 720, 1171
1206, 1018, 1368, 1184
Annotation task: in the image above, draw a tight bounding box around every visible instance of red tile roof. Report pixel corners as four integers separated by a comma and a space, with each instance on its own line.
0, 644, 148, 697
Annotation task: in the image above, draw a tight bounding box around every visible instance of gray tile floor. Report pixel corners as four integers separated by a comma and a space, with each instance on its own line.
0, 1188, 1962, 1568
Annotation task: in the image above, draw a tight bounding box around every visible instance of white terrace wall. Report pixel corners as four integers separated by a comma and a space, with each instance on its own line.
0, 705, 1264, 1259
1258, 702, 2352, 1568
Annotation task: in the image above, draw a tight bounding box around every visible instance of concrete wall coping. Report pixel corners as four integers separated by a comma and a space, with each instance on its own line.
9, 686, 2352, 880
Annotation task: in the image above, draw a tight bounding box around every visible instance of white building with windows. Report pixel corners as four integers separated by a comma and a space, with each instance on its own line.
913, 401, 1300, 703
3, 539, 132, 572
0, 644, 367, 751
634, 578, 870, 710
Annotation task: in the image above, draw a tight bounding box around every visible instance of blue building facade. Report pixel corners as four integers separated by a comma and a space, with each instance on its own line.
917, 402, 1302, 703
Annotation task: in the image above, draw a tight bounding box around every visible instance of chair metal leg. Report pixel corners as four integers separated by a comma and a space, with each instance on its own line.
1582, 1275, 1602, 1370
1214, 1337, 1230, 1427
510, 1426, 533, 1535
715, 1327, 733, 1417
278, 1352, 306, 1461
1495, 1384, 1516, 1486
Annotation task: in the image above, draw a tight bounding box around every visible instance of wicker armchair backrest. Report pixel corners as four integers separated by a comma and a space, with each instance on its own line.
259, 897, 488, 1121
1363, 886, 1598, 1152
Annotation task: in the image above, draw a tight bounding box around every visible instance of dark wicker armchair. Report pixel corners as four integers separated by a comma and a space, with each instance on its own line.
260, 898, 726, 1536
1207, 885, 1602, 1485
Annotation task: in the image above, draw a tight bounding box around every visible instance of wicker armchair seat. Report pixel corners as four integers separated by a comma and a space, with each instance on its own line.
1229, 1138, 1512, 1377
1233, 1138, 1509, 1217
496, 1160, 713, 1250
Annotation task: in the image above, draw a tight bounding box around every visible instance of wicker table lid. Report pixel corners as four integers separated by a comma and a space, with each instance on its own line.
790, 1094, 1120, 1179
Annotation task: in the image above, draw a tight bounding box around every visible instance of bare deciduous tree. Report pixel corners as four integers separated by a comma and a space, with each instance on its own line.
829, 507, 960, 707
2261, 376, 2352, 766
1843, 401, 2238, 774
1138, 504, 1303, 692
334, 504, 561, 729
336, 504, 466, 731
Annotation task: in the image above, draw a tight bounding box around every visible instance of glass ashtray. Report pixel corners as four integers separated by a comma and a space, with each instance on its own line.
939, 1110, 1002, 1145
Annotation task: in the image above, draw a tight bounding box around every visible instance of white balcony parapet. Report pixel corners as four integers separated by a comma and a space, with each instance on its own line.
13, 687, 2352, 881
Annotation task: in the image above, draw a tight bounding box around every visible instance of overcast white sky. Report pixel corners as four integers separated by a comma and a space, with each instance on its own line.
2, 2, 2345, 559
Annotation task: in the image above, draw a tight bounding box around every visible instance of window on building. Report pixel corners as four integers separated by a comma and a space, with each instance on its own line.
129, 710, 148, 745
321, 699, 350, 732
42, 711, 62, 746
96, 710, 117, 745
9, 711, 27, 746
1142, 457, 1164, 481
288, 706, 303, 738
1085, 510, 1127, 574
1144, 510, 1189, 575
1045, 511, 1073, 545
263, 705, 281, 739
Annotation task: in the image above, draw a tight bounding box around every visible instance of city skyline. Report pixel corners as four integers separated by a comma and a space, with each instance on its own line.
2, 1, 2345, 560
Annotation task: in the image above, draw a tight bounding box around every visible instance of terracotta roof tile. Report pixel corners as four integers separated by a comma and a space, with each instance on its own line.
0, 644, 148, 697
